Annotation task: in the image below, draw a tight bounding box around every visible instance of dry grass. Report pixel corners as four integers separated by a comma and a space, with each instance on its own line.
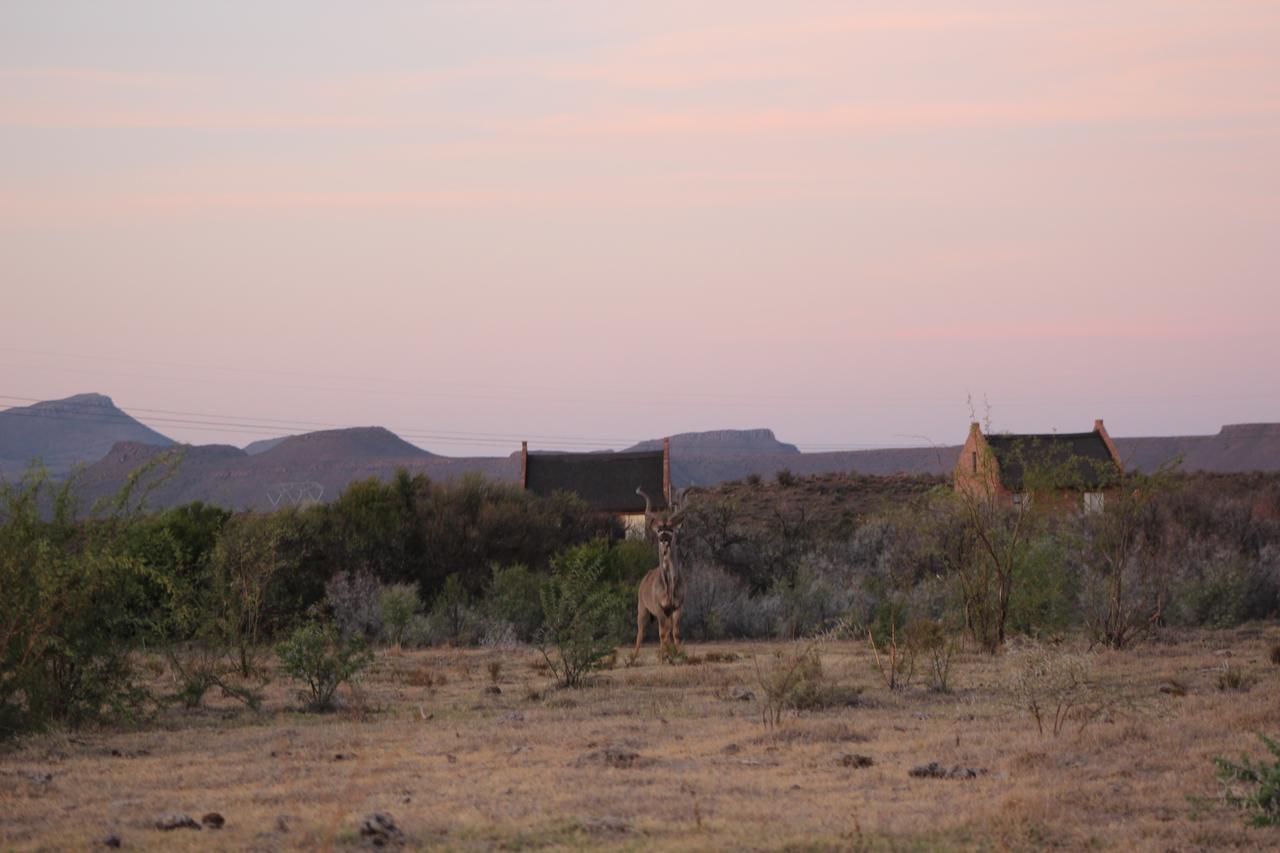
2, 626, 1280, 850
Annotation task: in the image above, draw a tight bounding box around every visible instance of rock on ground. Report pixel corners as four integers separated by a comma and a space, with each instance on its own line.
908, 762, 986, 780
155, 813, 201, 831
360, 812, 404, 847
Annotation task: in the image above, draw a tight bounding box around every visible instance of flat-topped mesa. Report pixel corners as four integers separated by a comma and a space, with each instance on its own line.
627, 428, 800, 455
1218, 423, 1280, 440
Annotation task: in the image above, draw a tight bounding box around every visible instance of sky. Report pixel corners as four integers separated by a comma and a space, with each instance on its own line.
2, 1, 1278, 456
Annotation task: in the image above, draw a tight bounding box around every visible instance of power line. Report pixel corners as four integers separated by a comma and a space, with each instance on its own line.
0, 393, 936, 454
0, 345, 970, 404
0, 402, 618, 450
0, 394, 635, 447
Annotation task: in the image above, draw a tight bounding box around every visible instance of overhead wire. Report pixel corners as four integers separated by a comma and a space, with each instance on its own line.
0, 392, 937, 454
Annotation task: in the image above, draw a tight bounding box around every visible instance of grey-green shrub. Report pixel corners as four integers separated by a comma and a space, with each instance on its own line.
774, 563, 854, 639
680, 563, 747, 641
1170, 548, 1256, 628
324, 570, 381, 640
377, 582, 421, 647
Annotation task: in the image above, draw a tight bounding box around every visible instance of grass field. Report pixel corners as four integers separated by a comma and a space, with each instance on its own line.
3, 626, 1279, 851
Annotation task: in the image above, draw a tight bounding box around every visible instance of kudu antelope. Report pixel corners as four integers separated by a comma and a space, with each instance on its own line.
633, 485, 691, 657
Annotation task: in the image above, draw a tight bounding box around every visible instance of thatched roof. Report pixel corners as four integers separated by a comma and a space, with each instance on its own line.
523, 450, 668, 513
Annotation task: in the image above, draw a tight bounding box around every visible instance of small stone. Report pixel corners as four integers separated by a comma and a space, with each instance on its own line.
201, 812, 225, 829
909, 761, 985, 780
20, 770, 52, 785
334, 753, 355, 761
728, 686, 755, 702
155, 813, 201, 831
359, 812, 403, 847
910, 762, 946, 778
722, 742, 741, 755
483, 685, 501, 695
576, 746, 648, 769
836, 752, 874, 768
99, 834, 122, 848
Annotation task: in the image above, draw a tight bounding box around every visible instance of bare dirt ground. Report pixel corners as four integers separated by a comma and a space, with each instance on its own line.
3, 627, 1279, 851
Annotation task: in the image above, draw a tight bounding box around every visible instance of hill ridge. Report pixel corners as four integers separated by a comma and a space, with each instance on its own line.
9, 393, 1280, 511
0, 393, 174, 479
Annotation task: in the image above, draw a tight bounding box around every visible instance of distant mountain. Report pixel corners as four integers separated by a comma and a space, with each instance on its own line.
73, 427, 501, 512
12, 392, 1280, 511
243, 436, 288, 455
627, 428, 800, 455
622, 428, 942, 486
244, 428, 432, 459
0, 393, 173, 479
1113, 424, 1280, 473
257, 427, 433, 465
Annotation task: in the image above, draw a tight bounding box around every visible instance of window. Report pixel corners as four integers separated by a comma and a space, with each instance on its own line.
971, 451, 977, 473
1083, 492, 1105, 514
623, 514, 648, 540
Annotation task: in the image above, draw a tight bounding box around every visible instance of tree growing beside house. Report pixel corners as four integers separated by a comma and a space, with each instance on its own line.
942, 419, 1125, 652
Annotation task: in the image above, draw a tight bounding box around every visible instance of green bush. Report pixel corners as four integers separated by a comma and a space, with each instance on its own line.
428, 574, 476, 645
276, 618, 373, 712
482, 563, 545, 642
122, 501, 231, 625
1008, 534, 1077, 638
377, 582, 421, 647
605, 539, 657, 584
1, 467, 154, 738
1215, 733, 1280, 826
538, 542, 617, 687
152, 512, 298, 710
206, 513, 295, 679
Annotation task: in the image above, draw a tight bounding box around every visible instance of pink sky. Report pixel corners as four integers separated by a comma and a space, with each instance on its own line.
2, 1, 1278, 454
